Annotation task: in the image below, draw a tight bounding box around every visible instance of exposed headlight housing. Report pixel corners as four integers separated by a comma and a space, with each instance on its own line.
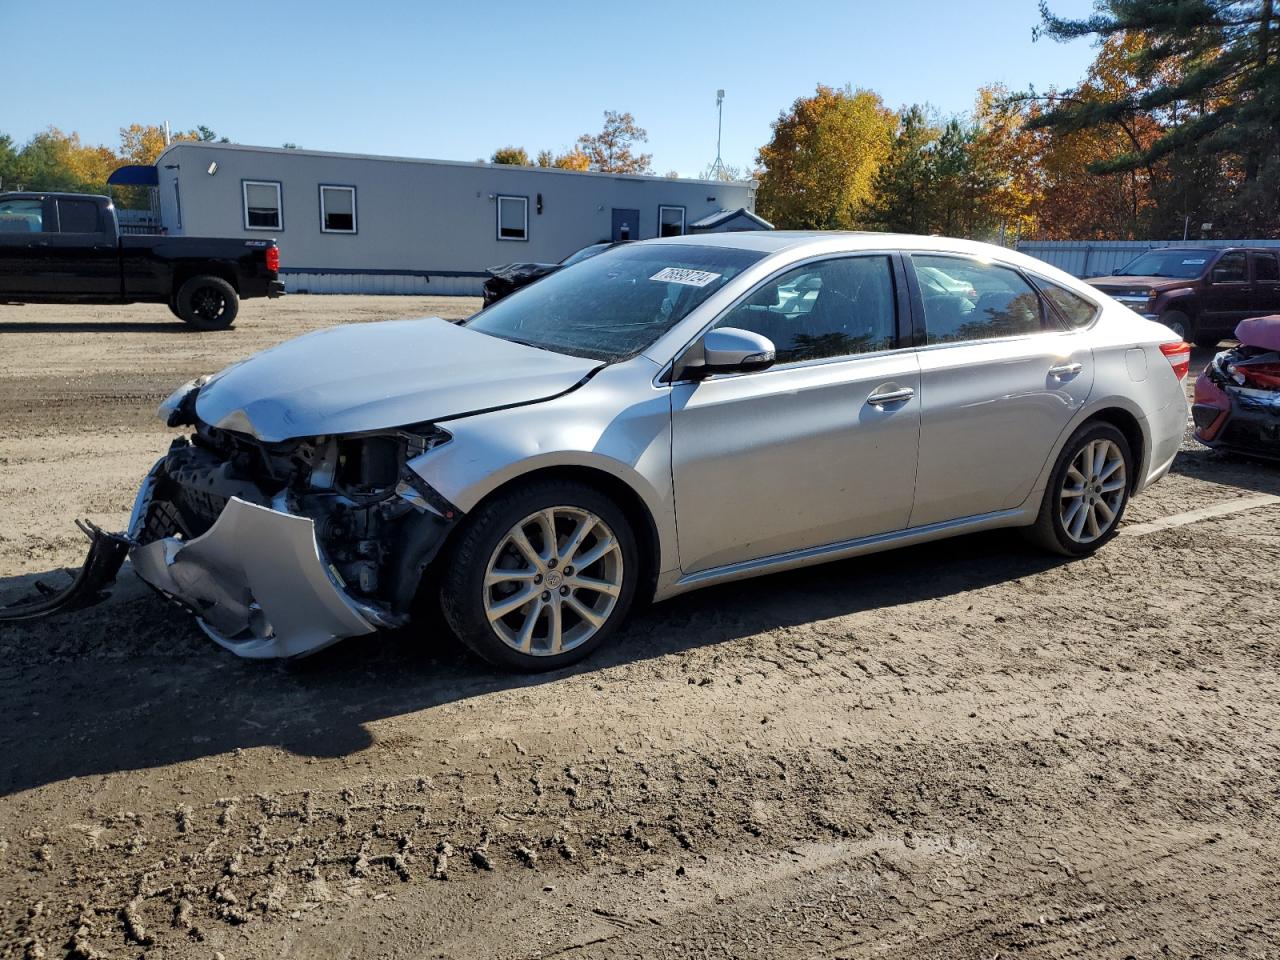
158, 374, 211, 427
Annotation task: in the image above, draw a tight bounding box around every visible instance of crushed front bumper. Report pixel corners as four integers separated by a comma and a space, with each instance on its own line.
127, 466, 382, 657
1196, 385, 1280, 460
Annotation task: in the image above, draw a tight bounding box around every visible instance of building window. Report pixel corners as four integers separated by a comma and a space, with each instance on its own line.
243, 180, 282, 230
658, 205, 685, 237
319, 185, 356, 233
497, 195, 528, 241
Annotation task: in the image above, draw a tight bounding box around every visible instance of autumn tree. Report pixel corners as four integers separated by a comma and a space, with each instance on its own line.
536, 146, 591, 171
755, 85, 896, 229
491, 145, 530, 165
576, 111, 652, 174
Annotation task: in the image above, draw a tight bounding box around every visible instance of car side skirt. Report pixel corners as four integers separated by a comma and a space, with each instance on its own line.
654, 506, 1034, 601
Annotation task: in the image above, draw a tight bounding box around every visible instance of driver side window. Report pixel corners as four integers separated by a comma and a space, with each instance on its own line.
713, 256, 897, 364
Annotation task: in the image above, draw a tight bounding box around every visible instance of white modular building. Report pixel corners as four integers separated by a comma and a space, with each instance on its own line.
145, 142, 764, 295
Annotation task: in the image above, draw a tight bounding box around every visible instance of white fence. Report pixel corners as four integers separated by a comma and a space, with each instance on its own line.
1017, 239, 1280, 278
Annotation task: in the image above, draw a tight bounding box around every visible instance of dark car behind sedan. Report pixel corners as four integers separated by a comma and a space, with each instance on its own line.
482, 241, 621, 306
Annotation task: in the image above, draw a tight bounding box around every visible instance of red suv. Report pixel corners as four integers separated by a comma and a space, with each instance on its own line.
1087, 247, 1280, 347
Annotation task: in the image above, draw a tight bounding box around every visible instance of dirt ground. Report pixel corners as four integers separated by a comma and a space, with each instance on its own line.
1, 297, 1278, 960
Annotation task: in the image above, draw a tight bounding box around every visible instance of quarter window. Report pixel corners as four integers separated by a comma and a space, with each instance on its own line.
243, 180, 282, 230
913, 255, 1044, 344
497, 195, 528, 240
0, 198, 46, 233
658, 205, 685, 237
319, 185, 356, 233
1037, 280, 1099, 329
713, 256, 898, 364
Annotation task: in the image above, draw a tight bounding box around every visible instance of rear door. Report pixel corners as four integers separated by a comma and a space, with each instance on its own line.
907, 254, 1095, 528
1248, 251, 1280, 318
0, 197, 53, 295
1200, 251, 1252, 331
36, 197, 119, 298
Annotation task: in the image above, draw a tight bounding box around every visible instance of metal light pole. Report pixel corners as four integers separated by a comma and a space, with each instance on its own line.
709, 89, 727, 180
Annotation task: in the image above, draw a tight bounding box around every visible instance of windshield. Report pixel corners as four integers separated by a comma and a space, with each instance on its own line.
465, 243, 764, 361
1115, 250, 1213, 279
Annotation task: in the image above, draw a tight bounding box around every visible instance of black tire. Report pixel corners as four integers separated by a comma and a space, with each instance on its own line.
167, 295, 182, 320
1193, 331, 1222, 349
176, 275, 238, 330
1159, 309, 1194, 342
1027, 421, 1133, 557
439, 479, 640, 672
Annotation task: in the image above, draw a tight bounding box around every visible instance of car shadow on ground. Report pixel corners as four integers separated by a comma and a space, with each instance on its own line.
1171, 446, 1280, 494
0, 320, 190, 334
0, 530, 1070, 796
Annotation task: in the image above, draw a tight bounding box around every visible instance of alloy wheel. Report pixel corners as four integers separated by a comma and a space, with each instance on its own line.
193, 288, 227, 322
483, 507, 624, 656
1059, 438, 1127, 543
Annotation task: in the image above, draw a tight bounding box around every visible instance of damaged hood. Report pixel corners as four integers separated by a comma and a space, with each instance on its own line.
194, 317, 600, 441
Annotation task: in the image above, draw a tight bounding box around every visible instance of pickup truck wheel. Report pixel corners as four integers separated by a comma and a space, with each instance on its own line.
177, 276, 239, 330
167, 295, 182, 320
1160, 310, 1192, 342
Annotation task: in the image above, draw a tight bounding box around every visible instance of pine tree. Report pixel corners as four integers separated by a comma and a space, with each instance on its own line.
1034, 0, 1280, 233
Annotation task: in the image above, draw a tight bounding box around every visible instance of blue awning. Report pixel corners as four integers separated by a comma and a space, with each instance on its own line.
107, 164, 159, 186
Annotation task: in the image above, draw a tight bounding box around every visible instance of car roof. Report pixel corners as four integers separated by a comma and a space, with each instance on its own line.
0, 192, 111, 203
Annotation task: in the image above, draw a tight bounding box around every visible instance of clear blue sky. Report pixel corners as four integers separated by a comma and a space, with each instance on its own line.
6, 0, 1099, 176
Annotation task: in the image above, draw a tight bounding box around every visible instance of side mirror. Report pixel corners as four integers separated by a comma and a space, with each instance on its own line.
691, 327, 777, 378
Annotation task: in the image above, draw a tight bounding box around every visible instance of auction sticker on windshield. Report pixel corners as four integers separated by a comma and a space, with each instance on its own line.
650, 267, 722, 287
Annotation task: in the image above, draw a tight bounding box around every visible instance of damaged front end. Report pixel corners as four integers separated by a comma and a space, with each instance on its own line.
3, 389, 460, 658
1193, 315, 1280, 459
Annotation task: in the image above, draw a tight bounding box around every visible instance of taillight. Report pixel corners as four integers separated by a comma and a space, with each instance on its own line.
1160, 340, 1191, 380
266, 246, 280, 272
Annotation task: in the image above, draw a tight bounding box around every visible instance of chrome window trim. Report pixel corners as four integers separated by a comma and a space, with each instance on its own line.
655, 249, 907, 386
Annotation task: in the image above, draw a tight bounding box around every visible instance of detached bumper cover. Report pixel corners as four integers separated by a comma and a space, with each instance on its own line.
131, 496, 378, 658
0, 521, 131, 623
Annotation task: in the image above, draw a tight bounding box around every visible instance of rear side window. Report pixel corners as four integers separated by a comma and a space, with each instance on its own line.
56, 199, 102, 234
0, 198, 46, 233
913, 255, 1044, 344
1251, 252, 1279, 282
1038, 280, 1099, 329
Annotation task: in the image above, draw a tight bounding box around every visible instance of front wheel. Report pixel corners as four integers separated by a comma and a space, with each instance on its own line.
1027, 422, 1133, 556
439, 480, 639, 671
176, 275, 239, 330
1160, 309, 1193, 342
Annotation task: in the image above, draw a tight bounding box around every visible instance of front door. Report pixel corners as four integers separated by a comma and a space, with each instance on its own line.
0, 197, 52, 295
611, 208, 639, 242
906, 254, 1095, 528
671, 254, 920, 575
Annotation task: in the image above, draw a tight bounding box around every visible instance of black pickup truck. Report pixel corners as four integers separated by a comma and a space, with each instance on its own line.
0, 192, 283, 329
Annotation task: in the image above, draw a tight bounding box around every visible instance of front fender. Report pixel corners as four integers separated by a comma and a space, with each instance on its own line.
409, 363, 679, 574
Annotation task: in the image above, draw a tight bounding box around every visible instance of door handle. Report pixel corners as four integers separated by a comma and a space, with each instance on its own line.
867, 386, 915, 406
1048, 361, 1083, 379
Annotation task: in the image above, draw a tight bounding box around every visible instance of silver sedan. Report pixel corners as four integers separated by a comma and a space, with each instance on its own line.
42, 233, 1192, 670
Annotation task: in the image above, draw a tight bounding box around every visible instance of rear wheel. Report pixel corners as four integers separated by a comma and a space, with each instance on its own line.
1028, 422, 1133, 556
440, 480, 639, 671
176, 275, 239, 330
1160, 309, 1193, 342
